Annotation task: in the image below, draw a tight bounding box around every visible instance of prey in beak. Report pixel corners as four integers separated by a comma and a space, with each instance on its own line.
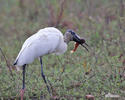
67, 30, 89, 53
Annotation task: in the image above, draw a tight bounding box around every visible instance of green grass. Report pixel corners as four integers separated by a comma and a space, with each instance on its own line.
1, 35, 125, 99
0, 0, 125, 99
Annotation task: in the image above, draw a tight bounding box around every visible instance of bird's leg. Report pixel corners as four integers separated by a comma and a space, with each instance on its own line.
40, 57, 51, 95
20, 64, 26, 100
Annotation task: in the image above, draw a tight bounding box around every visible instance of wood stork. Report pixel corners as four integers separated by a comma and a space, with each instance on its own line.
13, 27, 88, 99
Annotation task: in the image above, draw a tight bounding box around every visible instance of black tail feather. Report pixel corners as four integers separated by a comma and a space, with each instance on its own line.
13, 59, 18, 65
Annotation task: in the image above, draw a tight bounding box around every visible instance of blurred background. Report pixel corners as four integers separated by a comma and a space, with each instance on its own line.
0, 0, 125, 99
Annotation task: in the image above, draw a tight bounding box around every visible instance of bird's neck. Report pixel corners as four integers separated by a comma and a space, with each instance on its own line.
64, 34, 70, 44
64, 38, 70, 44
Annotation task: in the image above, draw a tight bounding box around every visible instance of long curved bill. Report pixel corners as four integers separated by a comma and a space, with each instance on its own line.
71, 32, 89, 53
81, 43, 89, 52
71, 41, 89, 53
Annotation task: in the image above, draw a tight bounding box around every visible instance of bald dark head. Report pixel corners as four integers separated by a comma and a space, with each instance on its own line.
64, 29, 89, 52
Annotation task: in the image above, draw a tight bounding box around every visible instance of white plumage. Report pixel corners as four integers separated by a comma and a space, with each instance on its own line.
14, 27, 89, 99
14, 27, 67, 66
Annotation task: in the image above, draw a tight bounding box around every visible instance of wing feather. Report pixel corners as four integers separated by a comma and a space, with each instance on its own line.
14, 27, 63, 66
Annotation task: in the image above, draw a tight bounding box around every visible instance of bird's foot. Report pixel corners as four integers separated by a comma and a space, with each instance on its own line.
20, 88, 25, 100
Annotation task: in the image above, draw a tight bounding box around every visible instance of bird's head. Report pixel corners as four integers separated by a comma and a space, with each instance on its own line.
64, 29, 89, 53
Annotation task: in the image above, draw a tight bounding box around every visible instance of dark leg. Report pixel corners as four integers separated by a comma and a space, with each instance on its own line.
20, 64, 26, 100
39, 57, 51, 95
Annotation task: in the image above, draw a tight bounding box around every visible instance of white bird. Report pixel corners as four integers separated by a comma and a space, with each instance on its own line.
13, 27, 88, 99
